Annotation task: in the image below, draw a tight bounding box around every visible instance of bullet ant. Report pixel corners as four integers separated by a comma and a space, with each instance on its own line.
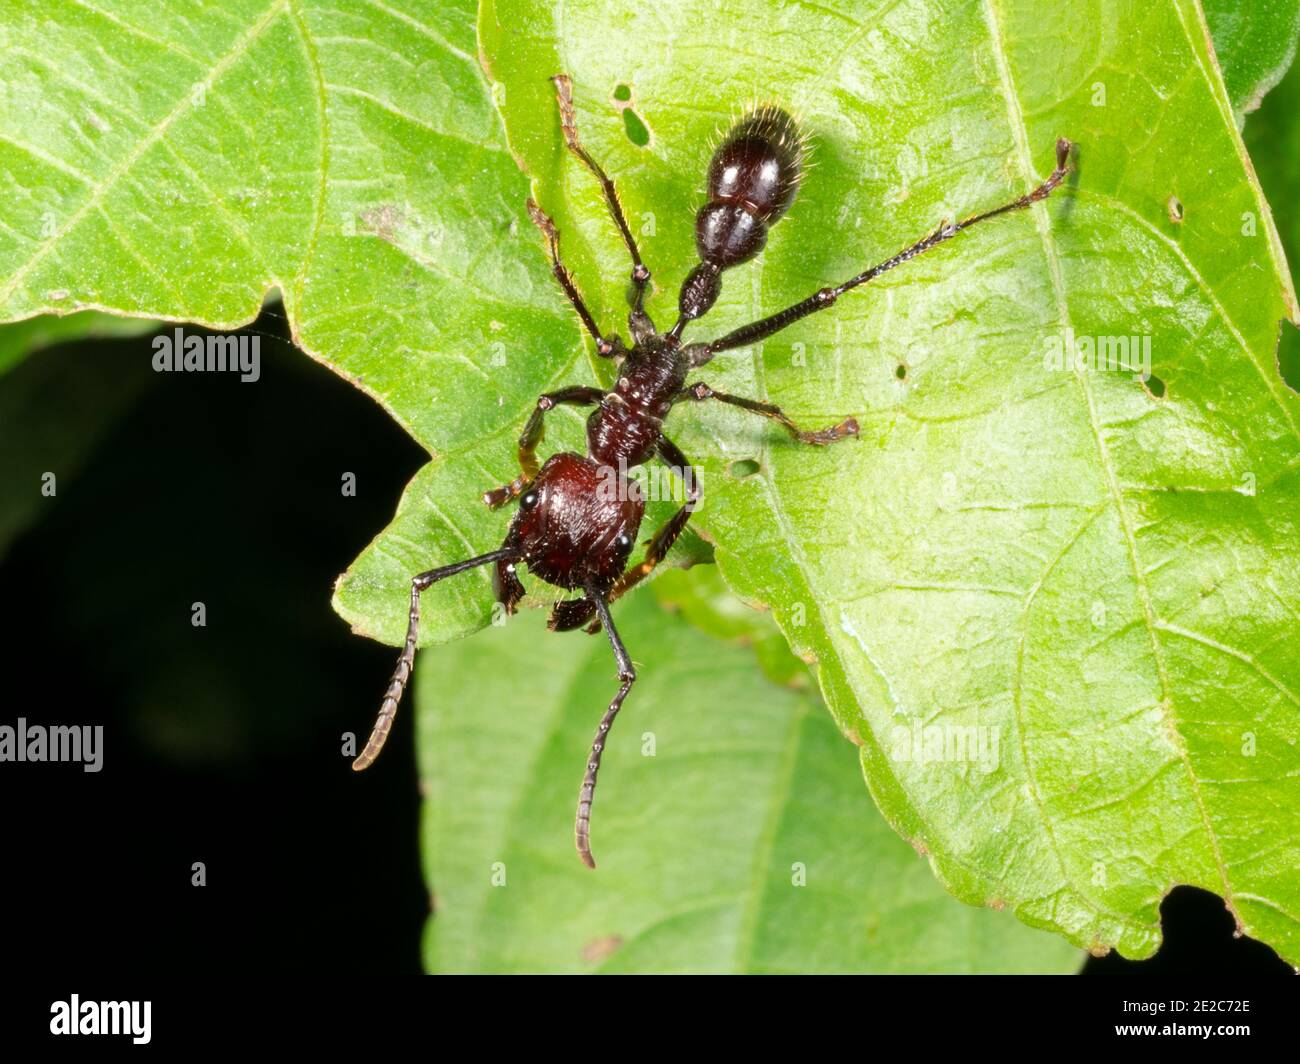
354, 73, 1072, 868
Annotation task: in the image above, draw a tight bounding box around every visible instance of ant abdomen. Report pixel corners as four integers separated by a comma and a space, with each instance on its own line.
696, 106, 804, 268
708, 107, 804, 222
694, 202, 765, 269
678, 107, 805, 325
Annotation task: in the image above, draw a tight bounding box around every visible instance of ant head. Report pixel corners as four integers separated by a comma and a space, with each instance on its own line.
502, 452, 645, 595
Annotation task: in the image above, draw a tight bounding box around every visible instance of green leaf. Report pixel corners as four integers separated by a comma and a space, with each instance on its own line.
480, 0, 1300, 962
653, 564, 811, 689
1249, 51, 1300, 253
1204, 0, 1300, 120
0, 0, 318, 324
417, 586, 1081, 973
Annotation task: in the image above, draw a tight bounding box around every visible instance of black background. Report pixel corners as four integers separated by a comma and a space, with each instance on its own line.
0, 313, 1289, 975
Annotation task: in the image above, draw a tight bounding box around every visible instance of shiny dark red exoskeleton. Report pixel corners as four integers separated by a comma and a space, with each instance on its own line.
355, 73, 1072, 868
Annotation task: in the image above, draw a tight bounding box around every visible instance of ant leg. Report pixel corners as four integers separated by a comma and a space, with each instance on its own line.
527, 199, 620, 358
353, 547, 518, 771
590, 437, 700, 627
692, 139, 1072, 360
551, 74, 654, 340
576, 588, 636, 869
483, 385, 605, 508
550, 596, 597, 632
679, 381, 858, 445
495, 555, 527, 615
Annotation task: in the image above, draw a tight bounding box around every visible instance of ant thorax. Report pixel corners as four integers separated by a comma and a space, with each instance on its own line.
586, 342, 688, 469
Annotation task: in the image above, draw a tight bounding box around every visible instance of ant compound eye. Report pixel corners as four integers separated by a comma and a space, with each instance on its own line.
520, 491, 539, 511
615, 533, 632, 551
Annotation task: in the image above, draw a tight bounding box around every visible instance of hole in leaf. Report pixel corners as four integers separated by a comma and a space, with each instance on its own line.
622, 108, 650, 147
1145, 374, 1167, 398
1082, 885, 1292, 974
1279, 318, 1300, 392
729, 458, 761, 479
1167, 196, 1184, 224
895, 363, 908, 380
613, 83, 632, 103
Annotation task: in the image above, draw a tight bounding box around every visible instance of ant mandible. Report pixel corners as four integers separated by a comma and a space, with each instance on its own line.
354, 73, 1072, 869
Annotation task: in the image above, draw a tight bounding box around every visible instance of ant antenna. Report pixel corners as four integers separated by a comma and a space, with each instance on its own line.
352, 548, 518, 771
